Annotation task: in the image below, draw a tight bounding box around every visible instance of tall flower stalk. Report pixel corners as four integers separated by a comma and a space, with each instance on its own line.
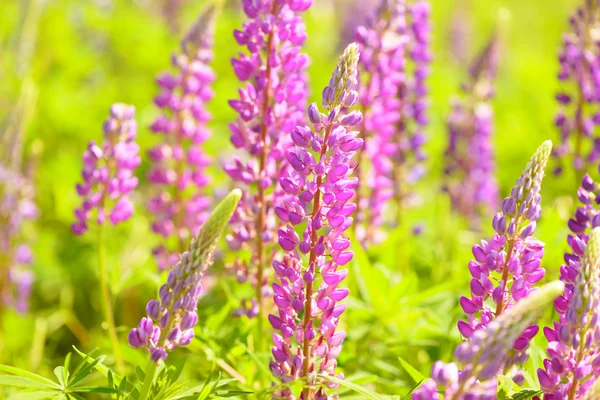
353, 0, 431, 241
0, 165, 37, 315
457, 141, 552, 368
412, 281, 565, 399
269, 43, 363, 400
131, 189, 241, 400
72, 103, 141, 374
444, 33, 500, 224
538, 200, 600, 397
553, 0, 600, 176
224, 0, 311, 324
148, 4, 218, 270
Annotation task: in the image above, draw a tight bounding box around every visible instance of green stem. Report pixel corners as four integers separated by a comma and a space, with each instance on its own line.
138, 360, 158, 400
97, 224, 125, 374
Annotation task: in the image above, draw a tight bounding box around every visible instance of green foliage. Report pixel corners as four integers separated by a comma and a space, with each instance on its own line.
0, 351, 121, 399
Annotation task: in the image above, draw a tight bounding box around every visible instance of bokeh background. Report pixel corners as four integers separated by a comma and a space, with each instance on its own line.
0, 0, 586, 397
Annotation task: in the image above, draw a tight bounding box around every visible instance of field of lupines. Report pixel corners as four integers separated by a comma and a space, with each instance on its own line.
3, 0, 600, 398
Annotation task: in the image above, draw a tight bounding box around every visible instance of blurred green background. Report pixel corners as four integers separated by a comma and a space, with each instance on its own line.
0, 0, 587, 397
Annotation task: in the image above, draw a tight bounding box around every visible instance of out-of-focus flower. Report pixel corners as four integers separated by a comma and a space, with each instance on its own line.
224, 0, 312, 318
129, 190, 241, 361
269, 43, 362, 400
413, 281, 565, 399
353, 0, 431, 242
0, 165, 37, 313
72, 104, 140, 235
444, 33, 500, 224
148, 5, 217, 270
553, 0, 600, 175
457, 141, 552, 368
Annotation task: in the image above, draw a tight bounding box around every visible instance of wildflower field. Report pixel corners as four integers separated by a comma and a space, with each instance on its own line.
2, 0, 600, 398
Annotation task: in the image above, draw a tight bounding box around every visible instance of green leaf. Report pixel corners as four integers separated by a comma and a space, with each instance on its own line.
68, 355, 104, 387
72, 346, 123, 386
0, 376, 58, 390
53, 367, 65, 388
511, 390, 542, 400
0, 365, 61, 388
317, 375, 386, 400
398, 358, 424, 384
8, 391, 59, 400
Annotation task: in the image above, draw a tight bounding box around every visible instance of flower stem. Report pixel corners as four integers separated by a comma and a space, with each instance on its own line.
138, 360, 158, 400
97, 224, 125, 374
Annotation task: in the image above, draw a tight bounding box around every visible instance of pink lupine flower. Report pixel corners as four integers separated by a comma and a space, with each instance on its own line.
224, 0, 312, 319
269, 43, 362, 400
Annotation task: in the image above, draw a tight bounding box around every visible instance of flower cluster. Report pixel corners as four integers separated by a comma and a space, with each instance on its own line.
72, 104, 140, 235
353, 0, 431, 240
148, 6, 217, 270
413, 281, 565, 399
444, 33, 500, 223
269, 43, 362, 399
129, 190, 241, 361
537, 214, 600, 395
0, 165, 37, 313
457, 141, 552, 366
553, 0, 600, 174
354, 0, 406, 242
224, 0, 312, 318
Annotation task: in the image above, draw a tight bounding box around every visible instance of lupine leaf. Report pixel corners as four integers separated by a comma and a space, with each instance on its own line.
398, 358, 424, 384
0, 365, 60, 388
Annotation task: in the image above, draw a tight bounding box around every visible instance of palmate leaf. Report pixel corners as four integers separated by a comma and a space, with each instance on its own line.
0, 352, 123, 399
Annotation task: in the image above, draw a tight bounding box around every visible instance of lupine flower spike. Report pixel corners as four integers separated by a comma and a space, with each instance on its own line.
129, 189, 242, 361
148, 4, 218, 271
354, 0, 406, 242
457, 141, 552, 368
444, 33, 500, 224
224, 0, 312, 319
553, 0, 600, 175
537, 229, 600, 398
71, 103, 140, 373
412, 281, 565, 399
270, 43, 363, 400
353, 0, 431, 241
72, 104, 140, 235
0, 165, 37, 314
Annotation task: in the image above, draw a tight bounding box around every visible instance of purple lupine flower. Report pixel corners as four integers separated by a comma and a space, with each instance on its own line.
553, 0, 600, 175
537, 193, 600, 398
269, 43, 362, 399
224, 0, 312, 318
148, 6, 217, 271
72, 104, 140, 235
413, 281, 564, 400
444, 33, 500, 224
457, 141, 552, 368
353, 0, 406, 243
0, 165, 37, 313
353, 0, 431, 240
129, 190, 241, 361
